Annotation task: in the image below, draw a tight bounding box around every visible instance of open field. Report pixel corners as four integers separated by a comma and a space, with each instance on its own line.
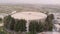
0, 4, 60, 14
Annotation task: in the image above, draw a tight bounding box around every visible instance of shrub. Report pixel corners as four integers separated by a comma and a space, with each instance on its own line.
26, 32, 30, 34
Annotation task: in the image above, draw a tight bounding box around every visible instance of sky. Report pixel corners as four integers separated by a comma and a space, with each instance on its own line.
0, 0, 60, 4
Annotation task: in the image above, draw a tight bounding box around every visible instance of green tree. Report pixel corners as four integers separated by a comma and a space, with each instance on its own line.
29, 20, 44, 33
9, 18, 15, 30
45, 14, 54, 22
19, 19, 27, 32
45, 14, 54, 31
44, 21, 53, 31
14, 19, 21, 32
36, 21, 44, 32
4, 15, 12, 29
14, 19, 27, 32
29, 20, 38, 34
0, 18, 2, 22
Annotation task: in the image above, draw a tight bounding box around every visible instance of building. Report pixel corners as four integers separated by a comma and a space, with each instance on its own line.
11, 11, 47, 32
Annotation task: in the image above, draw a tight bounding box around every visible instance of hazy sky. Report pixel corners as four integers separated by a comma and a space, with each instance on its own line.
0, 0, 60, 4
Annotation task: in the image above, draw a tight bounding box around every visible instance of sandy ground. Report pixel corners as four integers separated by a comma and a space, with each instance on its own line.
0, 23, 4, 26
38, 32, 60, 34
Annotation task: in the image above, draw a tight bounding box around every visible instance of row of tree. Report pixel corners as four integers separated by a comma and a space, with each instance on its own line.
4, 14, 54, 33
28, 14, 54, 34
4, 15, 27, 32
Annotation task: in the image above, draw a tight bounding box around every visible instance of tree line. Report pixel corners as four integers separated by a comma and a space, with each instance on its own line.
4, 14, 54, 34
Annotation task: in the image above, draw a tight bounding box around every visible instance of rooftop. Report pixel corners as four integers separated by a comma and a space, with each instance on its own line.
11, 11, 47, 20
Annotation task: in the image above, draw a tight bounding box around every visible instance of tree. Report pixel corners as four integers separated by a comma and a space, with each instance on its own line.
36, 21, 44, 32
14, 19, 27, 32
4, 15, 12, 29
0, 18, 2, 22
14, 19, 21, 32
29, 20, 38, 34
29, 20, 44, 33
4, 15, 16, 30
9, 18, 15, 30
45, 14, 54, 31
19, 19, 27, 32
45, 14, 54, 22
44, 21, 53, 31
